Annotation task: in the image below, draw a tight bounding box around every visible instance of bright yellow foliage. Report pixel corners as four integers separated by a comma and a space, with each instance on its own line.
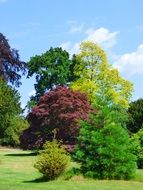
70, 41, 133, 108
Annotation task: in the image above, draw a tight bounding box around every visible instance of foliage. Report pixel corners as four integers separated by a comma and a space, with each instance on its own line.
74, 104, 136, 180
26, 99, 37, 113
0, 78, 22, 143
0, 33, 26, 87
20, 86, 91, 149
27, 47, 75, 102
71, 41, 133, 108
127, 98, 143, 133
72, 42, 135, 179
3, 116, 29, 146
131, 128, 143, 169
34, 140, 70, 180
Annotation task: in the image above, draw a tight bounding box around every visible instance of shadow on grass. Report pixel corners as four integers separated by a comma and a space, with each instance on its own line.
23, 176, 51, 183
4, 152, 37, 157
23, 168, 81, 183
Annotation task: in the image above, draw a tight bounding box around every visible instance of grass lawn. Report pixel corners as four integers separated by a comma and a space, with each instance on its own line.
0, 147, 143, 190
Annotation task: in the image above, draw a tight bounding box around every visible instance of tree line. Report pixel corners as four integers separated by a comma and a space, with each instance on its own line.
0, 32, 143, 179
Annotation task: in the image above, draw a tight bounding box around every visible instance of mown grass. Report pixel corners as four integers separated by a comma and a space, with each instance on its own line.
0, 147, 143, 190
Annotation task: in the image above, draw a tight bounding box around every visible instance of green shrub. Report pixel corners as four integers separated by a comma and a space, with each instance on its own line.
34, 140, 70, 180
74, 106, 137, 180
2, 116, 29, 146
131, 128, 143, 168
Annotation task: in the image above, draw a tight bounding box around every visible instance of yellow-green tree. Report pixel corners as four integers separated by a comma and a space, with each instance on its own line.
71, 41, 133, 108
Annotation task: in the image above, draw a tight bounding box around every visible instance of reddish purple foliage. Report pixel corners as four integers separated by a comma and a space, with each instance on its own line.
0, 33, 26, 86
20, 86, 91, 149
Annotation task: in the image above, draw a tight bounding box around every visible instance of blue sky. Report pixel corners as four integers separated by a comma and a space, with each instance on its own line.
0, 0, 143, 110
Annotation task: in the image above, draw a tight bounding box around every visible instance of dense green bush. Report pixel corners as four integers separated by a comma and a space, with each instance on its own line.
3, 117, 29, 146
131, 128, 143, 168
34, 140, 70, 180
74, 106, 137, 180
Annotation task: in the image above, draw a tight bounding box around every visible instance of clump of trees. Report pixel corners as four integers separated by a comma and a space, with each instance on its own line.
21, 41, 137, 180
0, 33, 27, 146
1, 32, 143, 181
20, 86, 91, 149
0, 78, 27, 145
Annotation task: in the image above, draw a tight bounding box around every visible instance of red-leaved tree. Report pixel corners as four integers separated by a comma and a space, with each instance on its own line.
20, 87, 91, 149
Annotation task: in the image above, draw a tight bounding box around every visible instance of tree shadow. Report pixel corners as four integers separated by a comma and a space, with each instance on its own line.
4, 152, 37, 157
23, 176, 51, 183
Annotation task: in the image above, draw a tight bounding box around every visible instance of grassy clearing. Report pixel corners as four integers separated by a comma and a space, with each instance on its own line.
0, 147, 143, 190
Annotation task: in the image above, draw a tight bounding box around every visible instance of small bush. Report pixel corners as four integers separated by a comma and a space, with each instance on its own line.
34, 140, 70, 180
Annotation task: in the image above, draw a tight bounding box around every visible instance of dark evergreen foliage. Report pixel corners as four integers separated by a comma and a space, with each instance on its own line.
74, 105, 136, 179
127, 98, 143, 133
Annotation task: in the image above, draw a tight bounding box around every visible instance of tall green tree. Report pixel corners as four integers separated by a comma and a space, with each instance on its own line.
27, 47, 75, 102
127, 98, 143, 133
0, 33, 26, 87
72, 41, 136, 179
74, 102, 136, 179
0, 78, 22, 144
71, 41, 133, 108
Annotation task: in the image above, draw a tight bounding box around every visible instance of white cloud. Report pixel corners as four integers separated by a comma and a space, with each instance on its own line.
60, 41, 71, 51
70, 43, 80, 55
60, 27, 119, 55
28, 90, 36, 97
60, 42, 80, 55
114, 44, 143, 76
85, 27, 119, 48
69, 24, 84, 34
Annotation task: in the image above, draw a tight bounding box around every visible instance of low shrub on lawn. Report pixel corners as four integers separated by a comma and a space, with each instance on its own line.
34, 140, 70, 180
